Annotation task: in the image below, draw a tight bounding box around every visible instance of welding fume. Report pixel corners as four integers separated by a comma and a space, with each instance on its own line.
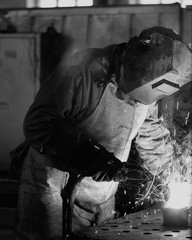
10, 26, 192, 240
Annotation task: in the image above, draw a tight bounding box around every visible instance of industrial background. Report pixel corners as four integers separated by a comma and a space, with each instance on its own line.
0, 0, 191, 239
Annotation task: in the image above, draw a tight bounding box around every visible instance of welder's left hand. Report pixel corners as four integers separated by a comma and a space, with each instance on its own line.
86, 159, 147, 182
71, 136, 146, 182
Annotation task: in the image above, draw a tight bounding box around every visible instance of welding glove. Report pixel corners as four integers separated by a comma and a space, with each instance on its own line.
71, 137, 145, 182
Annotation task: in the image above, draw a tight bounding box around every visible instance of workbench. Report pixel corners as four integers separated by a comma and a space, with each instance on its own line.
77, 204, 192, 240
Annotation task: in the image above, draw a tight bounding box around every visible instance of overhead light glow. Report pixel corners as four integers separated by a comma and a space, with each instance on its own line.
139, 0, 191, 7
181, 0, 192, 8
58, 0, 93, 7
77, 0, 93, 6
139, 0, 161, 3
38, 0, 57, 8
161, 0, 179, 3
58, 0, 76, 7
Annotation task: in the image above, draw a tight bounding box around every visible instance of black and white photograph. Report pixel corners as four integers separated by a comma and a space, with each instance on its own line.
0, 0, 191, 239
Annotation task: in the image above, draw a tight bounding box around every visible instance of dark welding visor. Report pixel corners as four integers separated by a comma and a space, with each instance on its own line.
120, 34, 192, 104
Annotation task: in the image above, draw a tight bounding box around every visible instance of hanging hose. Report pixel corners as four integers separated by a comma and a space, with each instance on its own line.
62, 173, 84, 240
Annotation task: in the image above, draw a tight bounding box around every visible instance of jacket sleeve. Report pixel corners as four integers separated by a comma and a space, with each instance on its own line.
134, 102, 173, 177
23, 49, 107, 157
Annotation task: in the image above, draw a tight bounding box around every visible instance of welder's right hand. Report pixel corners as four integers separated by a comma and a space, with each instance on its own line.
72, 137, 145, 182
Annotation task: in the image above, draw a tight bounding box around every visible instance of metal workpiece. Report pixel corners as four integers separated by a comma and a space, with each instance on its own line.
79, 204, 192, 240
163, 207, 189, 228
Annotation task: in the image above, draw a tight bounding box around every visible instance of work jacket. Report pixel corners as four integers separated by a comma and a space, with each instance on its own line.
21, 43, 173, 234
24, 43, 172, 173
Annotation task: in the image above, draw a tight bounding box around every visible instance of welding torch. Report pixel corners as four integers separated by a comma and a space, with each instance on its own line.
61, 137, 156, 239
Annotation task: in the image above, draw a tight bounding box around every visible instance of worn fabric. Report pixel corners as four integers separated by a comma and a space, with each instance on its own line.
79, 83, 149, 161
23, 46, 117, 156
71, 82, 149, 233
72, 83, 172, 233
16, 45, 123, 239
16, 147, 69, 240
16, 39, 174, 239
135, 103, 173, 176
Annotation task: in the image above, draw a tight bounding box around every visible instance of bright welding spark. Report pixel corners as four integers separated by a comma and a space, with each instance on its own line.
176, 101, 179, 110
165, 181, 192, 209
173, 128, 176, 137
185, 112, 190, 125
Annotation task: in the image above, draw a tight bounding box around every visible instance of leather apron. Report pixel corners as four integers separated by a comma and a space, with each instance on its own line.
72, 82, 149, 233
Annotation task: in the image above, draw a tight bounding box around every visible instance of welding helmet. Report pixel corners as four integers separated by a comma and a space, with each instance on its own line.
119, 27, 192, 104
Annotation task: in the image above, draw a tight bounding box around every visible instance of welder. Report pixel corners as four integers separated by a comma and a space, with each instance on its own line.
11, 26, 192, 240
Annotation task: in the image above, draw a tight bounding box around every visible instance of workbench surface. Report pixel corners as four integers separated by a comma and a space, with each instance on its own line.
79, 204, 192, 240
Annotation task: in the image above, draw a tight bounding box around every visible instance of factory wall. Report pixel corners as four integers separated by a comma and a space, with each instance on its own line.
1, 4, 191, 51
0, 0, 26, 9
0, 4, 191, 172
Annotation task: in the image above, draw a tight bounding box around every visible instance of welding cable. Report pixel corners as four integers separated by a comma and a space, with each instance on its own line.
64, 164, 153, 239
62, 172, 84, 240
135, 167, 157, 204
63, 164, 145, 239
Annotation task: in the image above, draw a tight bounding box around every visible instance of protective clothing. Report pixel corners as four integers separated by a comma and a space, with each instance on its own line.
119, 31, 192, 104
13, 26, 189, 239
71, 137, 147, 182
